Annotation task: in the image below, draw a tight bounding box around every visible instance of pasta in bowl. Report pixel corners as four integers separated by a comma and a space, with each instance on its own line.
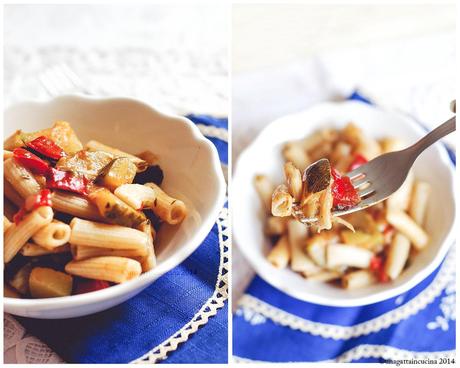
3, 95, 226, 318
233, 101, 455, 306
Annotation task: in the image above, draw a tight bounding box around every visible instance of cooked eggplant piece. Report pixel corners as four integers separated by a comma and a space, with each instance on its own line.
98, 157, 137, 191
88, 188, 147, 228
56, 151, 114, 180
303, 158, 331, 194
134, 165, 164, 186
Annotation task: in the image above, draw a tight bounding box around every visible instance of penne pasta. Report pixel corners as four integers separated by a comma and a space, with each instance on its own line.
4, 158, 41, 198
379, 138, 406, 154
52, 191, 104, 222
139, 221, 156, 272
32, 221, 71, 249
306, 270, 341, 281
384, 233, 411, 280
69, 218, 149, 250
282, 142, 310, 171
317, 187, 333, 231
284, 162, 303, 202
4, 216, 12, 233
144, 183, 187, 225
386, 210, 429, 250
4, 206, 54, 263
71, 244, 148, 260
327, 243, 373, 269
264, 216, 288, 236
409, 181, 431, 226
287, 219, 320, 275
267, 235, 290, 269
21, 242, 70, 257
4, 179, 25, 207
65, 256, 142, 283
4, 199, 18, 221
254, 175, 275, 213
386, 170, 414, 212
114, 184, 156, 210
342, 270, 376, 289
271, 184, 293, 217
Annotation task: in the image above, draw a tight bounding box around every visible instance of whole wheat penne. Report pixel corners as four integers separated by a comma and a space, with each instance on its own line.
71, 244, 148, 260
21, 242, 70, 257
409, 181, 431, 226
384, 233, 411, 280
282, 142, 310, 170
267, 235, 290, 269
144, 183, 187, 225
386, 170, 414, 211
32, 221, 71, 249
264, 216, 288, 236
4, 158, 41, 198
386, 210, 429, 250
69, 218, 148, 250
272, 184, 293, 217
139, 221, 156, 272
4, 179, 24, 207
342, 270, 376, 289
284, 162, 303, 202
287, 219, 320, 275
4, 216, 12, 233
86, 140, 148, 172
254, 175, 275, 213
327, 243, 373, 269
4, 206, 54, 263
114, 184, 156, 210
65, 256, 142, 283
52, 191, 103, 221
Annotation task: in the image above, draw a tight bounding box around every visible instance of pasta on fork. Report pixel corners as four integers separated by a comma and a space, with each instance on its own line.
4, 121, 187, 298
255, 123, 431, 289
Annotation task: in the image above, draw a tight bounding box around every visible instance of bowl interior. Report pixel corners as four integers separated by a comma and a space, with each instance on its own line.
4, 95, 223, 267
233, 101, 455, 306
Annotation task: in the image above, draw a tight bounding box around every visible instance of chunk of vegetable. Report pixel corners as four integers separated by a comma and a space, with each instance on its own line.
56, 151, 113, 180
133, 165, 164, 186
4, 284, 21, 298
74, 279, 111, 295
29, 267, 73, 298
88, 188, 147, 228
26, 136, 64, 160
13, 148, 49, 175
46, 168, 89, 195
98, 157, 137, 191
9, 263, 33, 295
340, 230, 384, 251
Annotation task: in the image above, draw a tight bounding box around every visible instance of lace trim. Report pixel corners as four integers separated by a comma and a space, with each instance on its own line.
233, 345, 456, 363
196, 124, 228, 142
132, 207, 229, 364
236, 247, 455, 340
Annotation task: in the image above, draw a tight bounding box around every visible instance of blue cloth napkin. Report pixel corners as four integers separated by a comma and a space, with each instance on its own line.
16, 115, 229, 364
233, 93, 456, 363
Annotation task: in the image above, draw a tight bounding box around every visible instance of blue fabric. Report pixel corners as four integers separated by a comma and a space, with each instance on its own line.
16, 115, 228, 364
233, 91, 456, 363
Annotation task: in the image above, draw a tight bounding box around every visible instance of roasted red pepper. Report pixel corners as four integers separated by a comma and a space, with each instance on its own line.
331, 168, 360, 209
74, 279, 111, 295
348, 153, 368, 171
13, 148, 49, 175
369, 255, 389, 283
26, 136, 65, 160
46, 168, 89, 195
13, 189, 52, 224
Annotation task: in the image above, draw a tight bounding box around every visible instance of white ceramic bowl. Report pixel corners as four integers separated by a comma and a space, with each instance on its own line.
4, 95, 226, 318
233, 101, 455, 307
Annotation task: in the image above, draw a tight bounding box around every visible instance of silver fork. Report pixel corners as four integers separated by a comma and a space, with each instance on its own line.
294, 112, 456, 224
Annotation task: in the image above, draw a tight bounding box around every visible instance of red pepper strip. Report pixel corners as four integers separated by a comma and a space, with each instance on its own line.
26, 136, 65, 160
13, 189, 52, 225
369, 255, 389, 283
13, 148, 49, 175
74, 279, 111, 295
331, 168, 361, 210
46, 168, 89, 195
348, 153, 368, 172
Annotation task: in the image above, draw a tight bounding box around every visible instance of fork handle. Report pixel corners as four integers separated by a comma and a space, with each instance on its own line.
410, 116, 456, 156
